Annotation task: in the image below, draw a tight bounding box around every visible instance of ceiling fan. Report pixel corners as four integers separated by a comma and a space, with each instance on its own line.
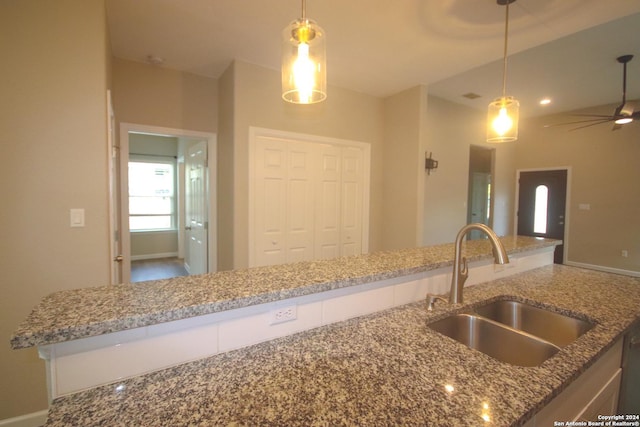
552, 54, 638, 131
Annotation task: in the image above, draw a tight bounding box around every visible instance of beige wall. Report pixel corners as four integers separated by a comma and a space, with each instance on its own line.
217, 63, 236, 270
131, 231, 178, 258
423, 96, 516, 244
225, 60, 386, 269
0, 0, 109, 419
516, 106, 640, 273
381, 87, 428, 250
112, 57, 218, 133
112, 59, 219, 267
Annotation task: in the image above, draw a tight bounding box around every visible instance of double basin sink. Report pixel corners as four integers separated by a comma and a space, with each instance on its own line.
427, 299, 594, 367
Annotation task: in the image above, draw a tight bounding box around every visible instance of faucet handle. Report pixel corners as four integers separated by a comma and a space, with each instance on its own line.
426, 294, 448, 311
460, 256, 469, 279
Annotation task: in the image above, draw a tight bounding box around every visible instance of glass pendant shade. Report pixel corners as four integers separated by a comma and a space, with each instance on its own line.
487, 96, 519, 143
282, 18, 326, 104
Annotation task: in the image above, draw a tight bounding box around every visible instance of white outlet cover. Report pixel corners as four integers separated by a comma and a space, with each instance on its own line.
270, 305, 297, 325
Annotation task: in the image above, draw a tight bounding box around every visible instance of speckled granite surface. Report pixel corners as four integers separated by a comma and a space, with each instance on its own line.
43, 265, 640, 426
11, 236, 556, 349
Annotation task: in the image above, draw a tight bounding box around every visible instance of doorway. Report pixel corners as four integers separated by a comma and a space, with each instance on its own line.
516, 169, 568, 264
467, 146, 495, 240
119, 123, 217, 283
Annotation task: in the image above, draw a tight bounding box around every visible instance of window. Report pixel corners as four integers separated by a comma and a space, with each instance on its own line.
129, 158, 176, 231
533, 184, 548, 234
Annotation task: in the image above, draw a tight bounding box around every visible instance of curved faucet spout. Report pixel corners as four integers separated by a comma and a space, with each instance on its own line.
450, 223, 509, 305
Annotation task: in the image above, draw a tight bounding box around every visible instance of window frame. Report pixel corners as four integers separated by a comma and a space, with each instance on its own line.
128, 154, 177, 233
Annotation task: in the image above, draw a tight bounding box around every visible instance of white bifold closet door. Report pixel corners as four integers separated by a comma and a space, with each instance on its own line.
251, 130, 367, 268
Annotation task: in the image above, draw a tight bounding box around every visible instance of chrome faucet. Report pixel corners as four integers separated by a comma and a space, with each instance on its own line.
449, 223, 509, 305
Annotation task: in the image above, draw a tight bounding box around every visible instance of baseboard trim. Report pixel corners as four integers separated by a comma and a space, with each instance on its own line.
0, 410, 48, 427
130, 252, 179, 261
565, 261, 640, 278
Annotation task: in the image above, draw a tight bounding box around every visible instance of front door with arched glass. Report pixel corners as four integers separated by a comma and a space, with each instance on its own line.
517, 169, 567, 264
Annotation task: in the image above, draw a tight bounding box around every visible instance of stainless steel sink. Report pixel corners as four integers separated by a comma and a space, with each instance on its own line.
474, 300, 594, 347
427, 313, 560, 367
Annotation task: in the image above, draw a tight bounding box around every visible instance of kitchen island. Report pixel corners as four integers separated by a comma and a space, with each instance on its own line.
11, 237, 640, 425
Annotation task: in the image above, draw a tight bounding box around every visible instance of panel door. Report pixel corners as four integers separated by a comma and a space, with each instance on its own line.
315, 144, 342, 259
251, 130, 368, 267
286, 141, 316, 263
106, 90, 123, 284
185, 141, 208, 274
254, 137, 288, 266
340, 147, 364, 256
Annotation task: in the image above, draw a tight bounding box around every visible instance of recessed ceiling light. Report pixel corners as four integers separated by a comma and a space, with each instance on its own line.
539, 98, 552, 105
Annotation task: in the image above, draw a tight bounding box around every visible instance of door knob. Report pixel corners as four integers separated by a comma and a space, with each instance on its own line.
114, 255, 124, 263
185, 226, 192, 231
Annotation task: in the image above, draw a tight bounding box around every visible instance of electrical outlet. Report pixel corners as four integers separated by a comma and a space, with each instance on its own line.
270, 305, 297, 325
622, 250, 629, 258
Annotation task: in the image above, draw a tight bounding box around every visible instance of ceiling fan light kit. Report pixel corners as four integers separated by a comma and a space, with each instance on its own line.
487, 0, 519, 143
551, 54, 638, 131
612, 54, 636, 127
281, 0, 327, 104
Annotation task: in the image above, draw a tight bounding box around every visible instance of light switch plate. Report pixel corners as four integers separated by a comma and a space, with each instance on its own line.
70, 209, 85, 227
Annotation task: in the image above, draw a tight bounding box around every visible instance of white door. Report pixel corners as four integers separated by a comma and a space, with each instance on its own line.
286, 141, 316, 262
106, 90, 122, 284
254, 137, 288, 266
315, 144, 341, 259
340, 147, 364, 256
185, 141, 208, 274
250, 128, 369, 268
253, 137, 316, 266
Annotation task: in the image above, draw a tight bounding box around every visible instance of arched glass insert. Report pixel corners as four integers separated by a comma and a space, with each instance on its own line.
533, 185, 548, 234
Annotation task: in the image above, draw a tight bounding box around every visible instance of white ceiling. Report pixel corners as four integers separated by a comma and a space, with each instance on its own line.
106, 0, 640, 117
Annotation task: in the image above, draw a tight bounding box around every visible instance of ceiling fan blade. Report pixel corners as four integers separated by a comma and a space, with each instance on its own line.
568, 119, 614, 131
570, 113, 617, 118
546, 117, 614, 127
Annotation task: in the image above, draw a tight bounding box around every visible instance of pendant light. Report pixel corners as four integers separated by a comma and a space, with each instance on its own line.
282, 0, 327, 104
487, 0, 519, 143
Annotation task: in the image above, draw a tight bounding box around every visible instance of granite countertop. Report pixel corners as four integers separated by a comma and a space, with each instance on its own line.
43, 265, 640, 426
11, 235, 557, 349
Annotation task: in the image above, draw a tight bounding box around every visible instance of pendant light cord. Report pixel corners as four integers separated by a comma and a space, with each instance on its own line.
501, 1, 510, 98
301, 0, 306, 20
